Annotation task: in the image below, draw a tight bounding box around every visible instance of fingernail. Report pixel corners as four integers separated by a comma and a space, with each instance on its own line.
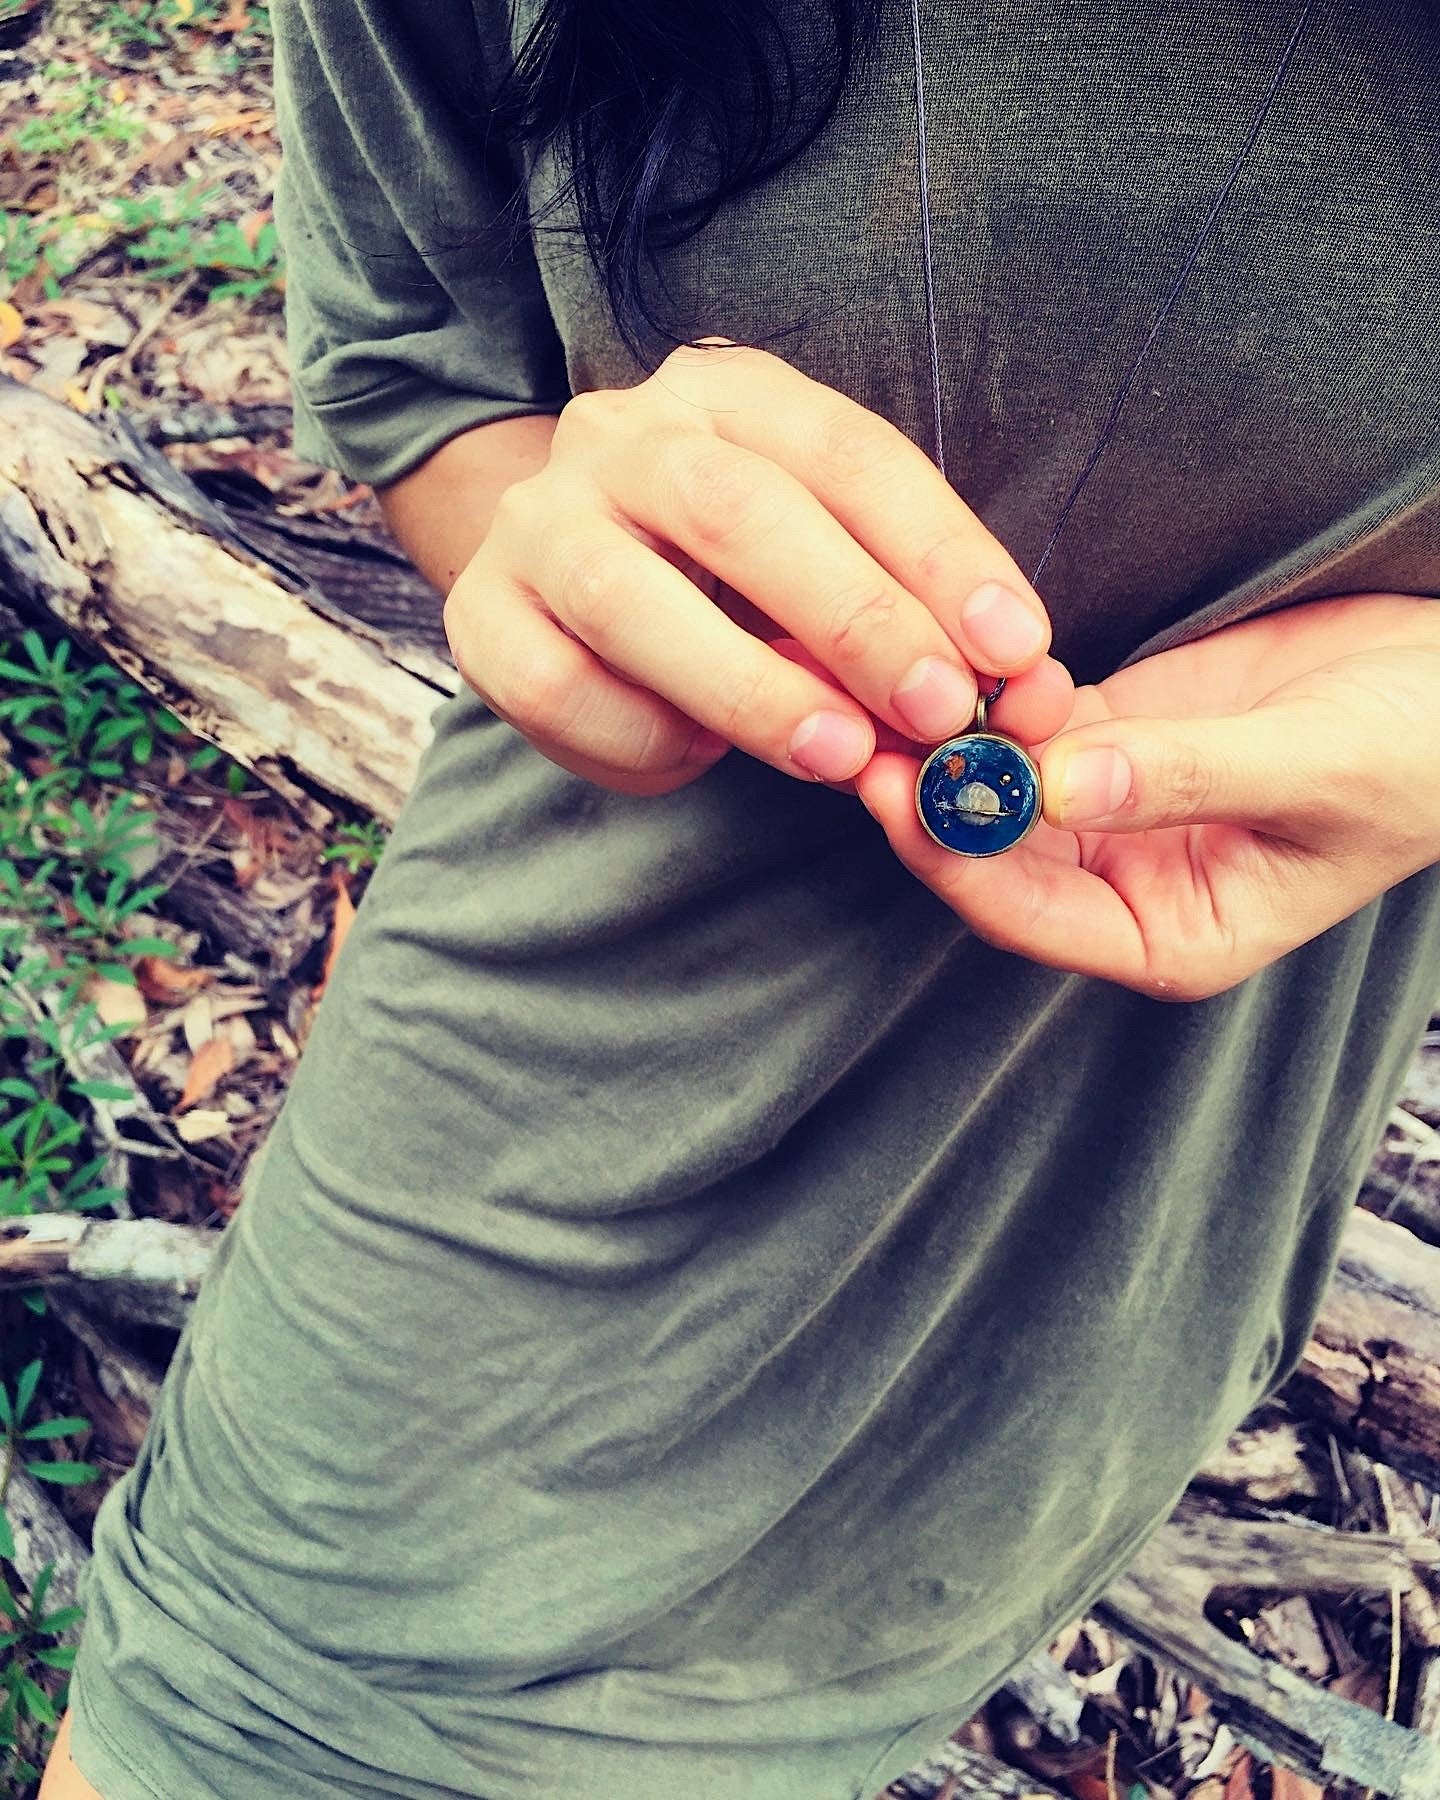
789, 710, 873, 782
1059, 747, 1132, 824
960, 582, 1046, 667
892, 656, 978, 741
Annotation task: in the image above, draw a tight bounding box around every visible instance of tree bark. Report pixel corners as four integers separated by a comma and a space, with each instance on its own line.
2, 1469, 88, 1618
1280, 1206, 1440, 1493
0, 1214, 214, 1329
0, 376, 452, 827
1095, 1498, 1440, 1798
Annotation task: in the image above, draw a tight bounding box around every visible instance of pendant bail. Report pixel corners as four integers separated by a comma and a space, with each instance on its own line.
973, 676, 1006, 735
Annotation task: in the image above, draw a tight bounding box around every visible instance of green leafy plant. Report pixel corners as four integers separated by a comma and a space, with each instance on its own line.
321, 819, 387, 877
0, 1361, 95, 1791
0, 213, 43, 295
130, 215, 284, 300
0, 632, 223, 1227
96, 0, 272, 54
14, 65, 145, 157
0, 1364, 96, 1504
0, 212, 107, 304
95, 0, 169, 47
0, 633, 160, 788
0, 947, 138, 1219
105, 182, 218, 244
0, 1359, 94, 1800
0, 1560, 84, 1791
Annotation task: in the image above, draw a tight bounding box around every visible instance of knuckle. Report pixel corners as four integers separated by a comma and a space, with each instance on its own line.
442, 572, 495, 690
660, 340, 722, 374
912, 526, 974, 594
1138, 933, 1244, 1002
1144, 972, 1224, 1015
819, 582, 903, 667
708, 659, 777, 743
487, 474, 543, 536
1149, 740, 1213, 820
553, 386, 628, 448
493, 650, 578, 737
550, 536, 637, 634
1140, 965, 1215, 1004
660, 338, 766, 374
813, 403, 899, 485
672, 443, 772, 549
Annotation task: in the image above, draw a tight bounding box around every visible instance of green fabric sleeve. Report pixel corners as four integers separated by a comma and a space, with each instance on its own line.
273, 0, 570, 484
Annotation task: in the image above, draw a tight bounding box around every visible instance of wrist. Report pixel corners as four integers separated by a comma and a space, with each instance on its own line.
376, 413, 560, 596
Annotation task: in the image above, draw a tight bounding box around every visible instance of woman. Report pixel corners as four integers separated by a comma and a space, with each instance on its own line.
45, 0, 1440, 1795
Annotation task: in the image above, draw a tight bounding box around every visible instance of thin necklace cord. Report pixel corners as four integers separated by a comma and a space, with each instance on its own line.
908, 0, 946, 478
906, 0, 1314, 589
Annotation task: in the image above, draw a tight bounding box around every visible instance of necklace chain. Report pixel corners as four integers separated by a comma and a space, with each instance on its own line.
906, 0, 1314, 599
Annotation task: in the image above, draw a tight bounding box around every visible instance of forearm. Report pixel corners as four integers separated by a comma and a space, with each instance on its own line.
375, 413, 560, 596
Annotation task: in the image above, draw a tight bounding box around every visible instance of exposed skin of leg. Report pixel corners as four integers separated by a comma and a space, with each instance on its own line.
38, 1711, 104, 1799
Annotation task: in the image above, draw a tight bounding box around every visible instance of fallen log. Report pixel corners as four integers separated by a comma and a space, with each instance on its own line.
2, 1468, 87, 1618
0, 376, 452, 827
0, 1213, 214, 1329
1094, 1498, 1440, 1798
1361, 1105, 1440, 1248
153, 836, 323, 980
5, 1201, 1438, 1496
50, 1291, 165, 1421
131, 402, 296, 447
1281, 1206, 1440, 1493
879, 1742, 1062, 1799
196, 467, 450, 656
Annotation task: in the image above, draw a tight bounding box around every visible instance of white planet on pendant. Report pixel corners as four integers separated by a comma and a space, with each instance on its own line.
955, 780, 1002, 821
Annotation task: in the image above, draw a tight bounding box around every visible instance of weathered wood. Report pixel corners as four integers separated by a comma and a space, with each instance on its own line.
880, 1739, 1063, 1799
49, 1291, 164, 1419
0, 1213, 215, 1328
133, 401, 296, 447
0, 377, 453, 826
1397, 1029, 1440, 1131
998, 1652, 1084, 1748
1360, 1106, 1440, 1248
145, 792, 324, 979
195, 468, 450, 654
1191, 1408, 1322, 1507
1414, 1652, 1440, 1747
1280, 1207, 1440, 1492
1095, 1499, 1440, 1798
1, 1468, 87, 1617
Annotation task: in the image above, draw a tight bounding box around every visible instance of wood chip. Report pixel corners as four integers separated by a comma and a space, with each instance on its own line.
173, 1107, 230, 1144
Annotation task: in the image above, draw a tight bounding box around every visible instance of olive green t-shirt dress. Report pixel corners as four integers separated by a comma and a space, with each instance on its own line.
68, 1, 1440, 1795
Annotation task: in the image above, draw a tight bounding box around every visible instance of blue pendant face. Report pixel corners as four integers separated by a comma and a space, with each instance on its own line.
915, 731, 1042, 857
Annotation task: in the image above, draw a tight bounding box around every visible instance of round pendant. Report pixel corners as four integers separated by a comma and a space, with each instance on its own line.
915, 731, 1042, 857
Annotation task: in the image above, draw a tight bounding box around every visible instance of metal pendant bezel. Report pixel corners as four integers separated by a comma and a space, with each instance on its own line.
914, 730, 1043, 858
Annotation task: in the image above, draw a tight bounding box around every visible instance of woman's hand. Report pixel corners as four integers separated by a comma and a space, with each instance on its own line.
443, 342, 1073, 795
854, 593, 1440, 1000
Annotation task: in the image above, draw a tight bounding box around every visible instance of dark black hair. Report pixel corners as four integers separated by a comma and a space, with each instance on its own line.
489, 0, 885, 358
